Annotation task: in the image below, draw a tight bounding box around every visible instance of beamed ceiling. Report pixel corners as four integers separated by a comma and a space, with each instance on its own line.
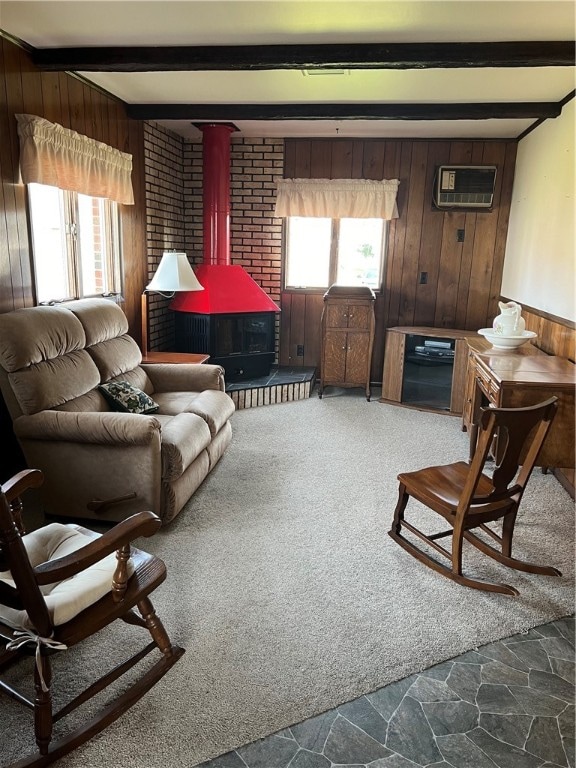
1, 0, 574, 140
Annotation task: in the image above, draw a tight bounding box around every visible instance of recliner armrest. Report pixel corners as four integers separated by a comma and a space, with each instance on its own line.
13, 410, 162, 446
141, 363, 226, 393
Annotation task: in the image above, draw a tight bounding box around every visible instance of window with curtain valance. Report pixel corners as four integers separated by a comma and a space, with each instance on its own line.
274, 178, 400, 220
275, 178, 400, 291
15, 113, 134, 205
16, 114, 129, 304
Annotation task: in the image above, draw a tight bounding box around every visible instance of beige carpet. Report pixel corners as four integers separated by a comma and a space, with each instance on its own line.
2, 392, 575, 767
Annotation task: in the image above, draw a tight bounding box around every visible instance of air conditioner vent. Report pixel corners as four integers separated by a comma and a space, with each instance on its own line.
433, 165, 497, 210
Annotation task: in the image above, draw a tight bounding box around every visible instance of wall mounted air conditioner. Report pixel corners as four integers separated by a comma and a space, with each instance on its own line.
433, 165, 497, 210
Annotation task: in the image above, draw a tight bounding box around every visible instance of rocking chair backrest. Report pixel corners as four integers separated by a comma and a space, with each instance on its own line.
0, 488, 54, 638
466, 397, 558, 509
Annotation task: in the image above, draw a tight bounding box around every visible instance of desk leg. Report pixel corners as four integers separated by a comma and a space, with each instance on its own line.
467, 373, 486, 462
469, 423, 478, 462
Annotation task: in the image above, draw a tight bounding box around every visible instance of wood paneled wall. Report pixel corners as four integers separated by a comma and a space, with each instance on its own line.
0, 34, 146, 479
0, 35, 146, 334
519, 304, 576, 362
281, 138, 518, 381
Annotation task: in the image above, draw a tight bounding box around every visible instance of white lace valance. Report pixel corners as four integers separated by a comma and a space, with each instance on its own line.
274, 178, 400, 219
15, 114, 134, 205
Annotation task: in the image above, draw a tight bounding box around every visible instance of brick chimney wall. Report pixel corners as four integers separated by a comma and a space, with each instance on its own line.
143, 122, 186, 350
182, 139, 203, 270
229, 137, 284, 308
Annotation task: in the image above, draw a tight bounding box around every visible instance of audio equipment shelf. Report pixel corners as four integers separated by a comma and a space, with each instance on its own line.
381, 326, 471, 415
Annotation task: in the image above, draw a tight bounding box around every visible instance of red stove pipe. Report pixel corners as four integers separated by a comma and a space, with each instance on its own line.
199, 123, 236, 266
170, 122, 280, 314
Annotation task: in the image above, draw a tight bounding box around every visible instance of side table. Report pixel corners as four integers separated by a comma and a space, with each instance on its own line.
141, 351, 209, 364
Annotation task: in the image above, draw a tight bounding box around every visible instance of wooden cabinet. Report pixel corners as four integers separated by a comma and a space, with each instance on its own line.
380, 327, 472, 415
319, 286, 376, 400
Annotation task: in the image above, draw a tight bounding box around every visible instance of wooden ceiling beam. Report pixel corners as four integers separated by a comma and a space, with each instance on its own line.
32, 41, 575, 72
126, 102, 562, 121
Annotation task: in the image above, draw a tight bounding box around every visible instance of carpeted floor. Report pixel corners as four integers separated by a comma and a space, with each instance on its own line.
2, 392, 574, 767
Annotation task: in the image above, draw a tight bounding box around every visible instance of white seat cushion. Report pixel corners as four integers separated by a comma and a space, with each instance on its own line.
0, 523, 133, 630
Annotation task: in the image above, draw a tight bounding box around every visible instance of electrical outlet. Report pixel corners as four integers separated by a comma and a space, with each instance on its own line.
419, 272, 428, 284
457, 229, 465, 242
297, 344, 304, 356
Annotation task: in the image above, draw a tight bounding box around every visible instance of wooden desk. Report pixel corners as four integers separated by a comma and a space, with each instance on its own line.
141, 351, 209, 364
463, 338, 575, 468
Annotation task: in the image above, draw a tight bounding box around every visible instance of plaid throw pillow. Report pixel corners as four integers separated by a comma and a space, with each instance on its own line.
99, 381, 159, 414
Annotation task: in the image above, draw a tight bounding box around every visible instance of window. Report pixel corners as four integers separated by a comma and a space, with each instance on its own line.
28, 183, 122, 304
285, 217, 386, 290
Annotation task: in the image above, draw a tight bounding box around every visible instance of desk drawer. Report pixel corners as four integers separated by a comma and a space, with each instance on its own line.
475, 367, 499, 405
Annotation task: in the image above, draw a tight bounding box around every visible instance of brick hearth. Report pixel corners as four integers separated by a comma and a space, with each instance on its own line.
225, 366, 316, 409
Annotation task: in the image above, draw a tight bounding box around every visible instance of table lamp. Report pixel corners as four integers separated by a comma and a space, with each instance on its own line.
142, 251, 203, 354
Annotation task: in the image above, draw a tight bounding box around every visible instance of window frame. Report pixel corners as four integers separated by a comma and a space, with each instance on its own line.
283, 216, 387, 293
27, 183, 124, 305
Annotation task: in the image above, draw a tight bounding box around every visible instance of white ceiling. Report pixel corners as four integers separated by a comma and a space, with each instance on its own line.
1, 0, 574, 140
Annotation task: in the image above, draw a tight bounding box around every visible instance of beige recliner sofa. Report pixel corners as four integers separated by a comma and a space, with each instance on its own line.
0, 298, 235, 524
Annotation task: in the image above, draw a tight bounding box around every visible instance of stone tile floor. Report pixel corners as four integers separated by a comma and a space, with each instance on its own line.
197, 615, 574, 768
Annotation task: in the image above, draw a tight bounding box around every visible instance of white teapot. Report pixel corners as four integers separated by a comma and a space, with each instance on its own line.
492, 301, 526, 336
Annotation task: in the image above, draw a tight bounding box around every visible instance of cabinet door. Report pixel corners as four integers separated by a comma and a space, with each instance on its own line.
325, 304, 348, 328
345, 332, 371, 384
323, 330, 347, 382
347, 304, 371, 330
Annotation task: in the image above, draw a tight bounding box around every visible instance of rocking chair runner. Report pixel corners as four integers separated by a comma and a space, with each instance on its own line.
389, 397, 561, 596
0, 469, 184, 768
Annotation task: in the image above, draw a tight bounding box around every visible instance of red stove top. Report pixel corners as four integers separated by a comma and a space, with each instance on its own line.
170, 264, 279, 315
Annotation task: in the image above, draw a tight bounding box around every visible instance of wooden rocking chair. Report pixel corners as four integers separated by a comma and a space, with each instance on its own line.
0, 468, 184, 767
389, 397, 561, 596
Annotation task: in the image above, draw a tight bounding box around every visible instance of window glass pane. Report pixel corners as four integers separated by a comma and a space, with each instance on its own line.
336, 218, 384, 289
77, 195, 122, 297
78, 194, 105, 296
28, 184, 69, 303
109, 201, 123, 293
77, 194, 99, 295
286, 217, 331, 288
